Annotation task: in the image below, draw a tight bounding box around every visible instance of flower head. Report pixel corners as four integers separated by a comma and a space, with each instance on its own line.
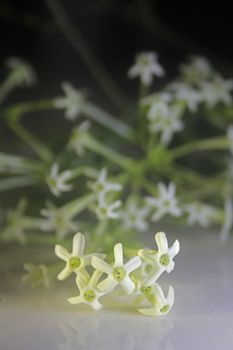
146, 182, 182, 221
185, 202, 218, 227
201, 76, 233, 108
46, 163, 73, 197
138, 284, 175, 316
92, 167, 122, 198
55, 232, 104, 281
68, 270, 107, 310
179, 55, 214, 85
22, 263, 49, 288
169, 82, 202, 112
5, 57, 37, 87
128, 52, 165, 87
92, 243, 142, 295
138, 232, 180, 286
69, 120, 91, 156
122, 200, 149, 232
96, 196, 122, 220
54, 82, 86, 120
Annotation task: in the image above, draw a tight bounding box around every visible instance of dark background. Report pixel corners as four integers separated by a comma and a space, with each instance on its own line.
1, 0, 233, 107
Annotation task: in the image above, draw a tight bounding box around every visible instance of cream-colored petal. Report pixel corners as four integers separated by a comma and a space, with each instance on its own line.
91, 299, 102, 310
97, 276, 117, 292
57, 265, 71, 281
138, 307, 159, 317
168, 240, 180, 258
75, 271, 90, 291
138, 249, 155, 263
72, 232, 85, 256
91, 256, 112, 274
82, 253, 105, 266
120, 276, 135, 295
155, 232, 168, 253
125, 256, 142, 274
144, 267, 163, 286
167, 286, 175, 307
114, 243, 123, 266
55, 245, 70, 261
67, 295, 83, 304
89, 270, 103, 288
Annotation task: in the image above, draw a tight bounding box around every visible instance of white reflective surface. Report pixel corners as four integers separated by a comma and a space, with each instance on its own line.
0, 231, 233, 350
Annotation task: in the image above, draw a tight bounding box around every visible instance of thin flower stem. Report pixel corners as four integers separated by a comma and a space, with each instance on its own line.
69, 166, 98, 180
0, 152, 43, 174
0, 176, 40, 191
62, 193, 96, 218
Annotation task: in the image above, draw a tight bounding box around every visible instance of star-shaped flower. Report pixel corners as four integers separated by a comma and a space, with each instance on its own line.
55, 232, 104, 281
138, 283, 175, 316
138, 231, 180, 286
185, 202, 218, 227
68, 120, 91, 156
128, 52, 165, 87
5, 57, 37, 87
54, 82, 86, 120
122, 200, 149, 232
179, 55, 214, 85
96, 195, 122, 220
46, 163, 73, 197
201, 75, 233, 108
169, 82, 202, 112
91, 167, 122, 198
146, 182, 182, 221
68, 270, 107, 310
92, 243, 142, 295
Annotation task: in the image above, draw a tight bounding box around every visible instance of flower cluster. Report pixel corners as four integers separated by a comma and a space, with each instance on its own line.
55, 231, 180, 316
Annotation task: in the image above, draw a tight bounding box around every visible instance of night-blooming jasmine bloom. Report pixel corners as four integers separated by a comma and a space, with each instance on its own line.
5, 57, 37, 87
220, 197, 233, 243
69, 120, 91, 156
41, 202, 78, 239
92, 243, 142, 295
68, 271, 107, 310
122, 200, 149, 232
179, 56, 214, 85
138, 284, 175, 316
169, 82, 202, 112
146, 182, 182, 221
96, 196, 122, 220
138, 232, 180, 286
22, 263, 49, 288
147, 103, 184, 145
46, 163, 73, 197
201, 76, 233, 108
227, 125, 233, 155
92, 167, 122, 199
128, 52, 165, 87
141, 91, 172, 107
54, 82, 86, 120
55, 232, 104, 281
185, 202, 218, 227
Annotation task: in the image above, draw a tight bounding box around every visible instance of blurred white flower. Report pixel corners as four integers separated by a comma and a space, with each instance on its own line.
22, 263, 49, 288
138, 284, 175, 316
179, 55, 214, 84
122, 200, 149, 232
5, 57, 37, 87
41, 202, 78, 239
146, 182, 182, 221
46, 163, 73, 197
201, 75, 233, 108
128, 52, 165, 86
96, 196, 122, 220
141, 91, 172, 106
92, 167, 122, 199
54, 82, 86, 120
169, 82, 202, 112
69, 120, 91, 156
92, 243, 141, 295
227, 125, 233, 155
185, 202, 218, 227
147, 103, 184, 145
220, 197, 233, 243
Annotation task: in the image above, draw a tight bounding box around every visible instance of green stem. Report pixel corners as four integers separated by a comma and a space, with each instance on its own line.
0, 176, 40, 191
0, 152, 43, 174
69, 166, 98, 180
171, 137, 229, 159
63, 193, 95, 218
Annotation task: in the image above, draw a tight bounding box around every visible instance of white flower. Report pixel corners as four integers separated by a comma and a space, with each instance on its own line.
68, 271, 107, 310
69, 120, 91, 156
128, 52, 165, 86
138, 232, 180, 286
92, 243, 142, 295
41, 202, 78, 239
179, 55, 214, 84
146, 182, 182, 221
92, 167, 122, 198
147, 103, 184, 145
55, 232, 104, 281
138, 283, 175, 316
5, 57, 37, 87
220, 197, 233, 243
141, 92, 173, 107
96, 196, 122, 220
46, 163, 73, 197
122, 200, 149, 232
169, 82, 202, 112
54, 82, 86, 120
185, 202, 218, 227
201, 76, 233, 108
227, 125, 233, 155
22, 263, 49, 288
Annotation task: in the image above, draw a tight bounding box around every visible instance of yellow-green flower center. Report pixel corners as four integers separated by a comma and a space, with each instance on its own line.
160, 304, 170, 313
141, 285, 153, 297
96, 183, 104, 192
83, 289, 96, 302
69, 257, 81, 270
113, 267, 126, 282
159, 254, 170, 266
99, 207, 107, 216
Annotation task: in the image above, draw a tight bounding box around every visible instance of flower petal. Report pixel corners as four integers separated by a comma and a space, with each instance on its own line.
168, 239, 180, 258
155, 232, 168, 253
91, 299, 102, 310
68, 295, 83, 304
114, 243, 123, 266
138, 249, 155, 263
55, 245, 70, 261
57, 265, 71, 281
97, 276, 117, 292
125, 256, 142, 274
91, 256, 112, 274
72, 232, 85, 256
120, 276, 135, 295
138, 307, 159, 317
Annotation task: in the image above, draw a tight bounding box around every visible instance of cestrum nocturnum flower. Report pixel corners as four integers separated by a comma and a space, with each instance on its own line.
92, 167, 122, 199
92, 243, 142, 295
55, 232, 104, 281
179, 55, 214, 85
122, 200, 150, 232
138, 283, 175, 316
185, 202, 218, 227
96, 196, 122, 220
138, 232, 180, 286
200, 75, 233, 108
68, 271, 107, 310
128, 52, 165, 87
5, 57, 37, 87
169, 82, 202, 112
54, 82, 87, 120
146, 182, 182, 221
47, 163, 73, 197
69, 120, 91, 156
